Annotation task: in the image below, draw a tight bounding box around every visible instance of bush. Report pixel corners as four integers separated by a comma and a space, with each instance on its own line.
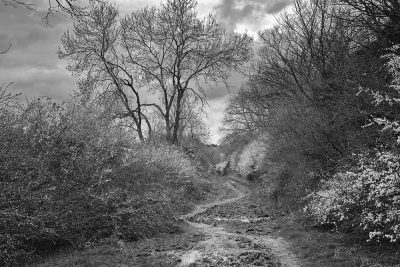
307, 152, 400, 243
0, 98, 126, 265
235, 138, 267, 178
0, 96, 212, 266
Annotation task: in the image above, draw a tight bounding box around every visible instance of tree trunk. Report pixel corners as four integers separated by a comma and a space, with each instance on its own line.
165, 110, 172, 143
137, 125, 144, 141
172, 90, 183, 144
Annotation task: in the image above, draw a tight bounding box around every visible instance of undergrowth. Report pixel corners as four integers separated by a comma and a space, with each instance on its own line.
0, 96, 212, 266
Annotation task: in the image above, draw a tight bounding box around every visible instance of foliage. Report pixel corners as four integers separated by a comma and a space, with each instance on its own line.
222, 0, 400, 214
305, 16, 400, 244
235, 138, 267, 178
305, 44, 400, 243
0, 97, 125, 265
307, 152, 400, 243
362, 45, 400, 144
0, 94, 210, 266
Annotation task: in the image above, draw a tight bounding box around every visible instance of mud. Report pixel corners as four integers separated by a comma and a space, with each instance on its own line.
132, 176, 301, 266
176, 178, 300, 267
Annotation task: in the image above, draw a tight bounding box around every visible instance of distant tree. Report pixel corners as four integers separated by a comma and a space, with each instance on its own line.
177, 96, 210, 143
223, 82, 271, 138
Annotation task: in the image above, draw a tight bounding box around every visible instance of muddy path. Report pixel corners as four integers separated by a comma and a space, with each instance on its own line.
130, 176, 301, 266
175, 177, 301, 267
34, 176, 400, 267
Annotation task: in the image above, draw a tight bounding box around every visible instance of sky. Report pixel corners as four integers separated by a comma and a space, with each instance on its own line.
0, 0, 292, 143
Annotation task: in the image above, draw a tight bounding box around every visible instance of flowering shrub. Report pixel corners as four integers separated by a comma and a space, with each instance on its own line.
307, 152, 400, 242
229, 151, 240, 171
236, 138, 267, 177
360, 45, 400, 143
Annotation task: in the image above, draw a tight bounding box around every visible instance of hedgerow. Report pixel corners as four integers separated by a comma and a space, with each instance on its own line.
0, 95, 211, 266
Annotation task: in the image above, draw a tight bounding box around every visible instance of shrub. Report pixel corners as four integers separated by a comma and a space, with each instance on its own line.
307, 152, 400, 243
236, 138, 267, 178
0, 98, 127, 265
0, 96, 212, 266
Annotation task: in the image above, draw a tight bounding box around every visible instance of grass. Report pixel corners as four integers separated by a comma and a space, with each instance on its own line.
31, 172, 220, 267
251, 195, 400, 267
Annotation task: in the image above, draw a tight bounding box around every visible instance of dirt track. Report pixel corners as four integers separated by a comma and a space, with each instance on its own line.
175, 177, 300, 267
35, 175, 400, 267
130, 176, 301, 266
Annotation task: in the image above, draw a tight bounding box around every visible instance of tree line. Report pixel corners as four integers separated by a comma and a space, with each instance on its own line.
56, 0, 252, 144
222, 0, 400, 243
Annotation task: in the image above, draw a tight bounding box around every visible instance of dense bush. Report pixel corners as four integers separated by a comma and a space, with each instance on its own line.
306, 47, 400, 243
0, 95, 211, 266
101, 142, 211, 242
0, 97, 126, 265
307, 152, 400, 243
221, 1, 400, 224
230, 138, 267, 178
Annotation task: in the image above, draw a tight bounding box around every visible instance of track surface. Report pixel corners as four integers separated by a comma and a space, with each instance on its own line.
153, 176, 301, 267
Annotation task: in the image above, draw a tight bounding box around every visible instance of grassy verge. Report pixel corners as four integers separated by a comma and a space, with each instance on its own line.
31, 176, 228, 267
30, 177, 222, 267
250, 193, 400, 266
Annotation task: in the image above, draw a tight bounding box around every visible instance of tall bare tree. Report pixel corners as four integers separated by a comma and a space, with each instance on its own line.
59, 0, 252, 144
120, 0, 253, 143
59, 3, 151, 142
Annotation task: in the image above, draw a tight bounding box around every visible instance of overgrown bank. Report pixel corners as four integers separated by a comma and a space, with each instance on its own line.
0, 93, 215, 266
222, 0, 400, 248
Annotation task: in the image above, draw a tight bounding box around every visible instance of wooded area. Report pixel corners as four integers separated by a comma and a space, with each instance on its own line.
223, 0, 400, 245
1, 0, 400, 265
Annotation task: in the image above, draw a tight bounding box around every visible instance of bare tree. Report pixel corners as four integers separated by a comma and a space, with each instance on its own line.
59, 2, 151, 142
60, 0, 252, 144
1, 0, 101, 20
177, 95, 210, 143
0, 43, 11, 55
338, 0, 400, 44
223, 0, 374, 166
223, 83, 270, 138
120, 0, 253, 144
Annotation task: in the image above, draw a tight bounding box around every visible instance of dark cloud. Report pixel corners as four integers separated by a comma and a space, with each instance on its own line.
204, 73, 245, 101
214, 0, 292, 32
0, 0, 284, 144
0, 1, 74, 100
266, 0, 292, 13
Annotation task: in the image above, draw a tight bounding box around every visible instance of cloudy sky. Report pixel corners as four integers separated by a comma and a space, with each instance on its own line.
0, 0, 292, 143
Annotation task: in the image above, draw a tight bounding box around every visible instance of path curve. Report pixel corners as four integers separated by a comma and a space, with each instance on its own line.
178, 177, 301, 267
